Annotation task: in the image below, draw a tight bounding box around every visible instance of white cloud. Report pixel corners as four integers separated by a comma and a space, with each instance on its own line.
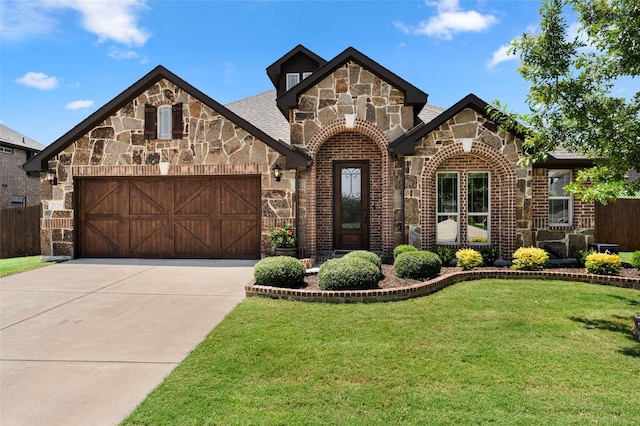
0, 2, 58, 40
395, 0, 498, 40
486, 44, 517, 69
64, 100, 94, 110
108, 47, 140, 60
16, 72, 59, 90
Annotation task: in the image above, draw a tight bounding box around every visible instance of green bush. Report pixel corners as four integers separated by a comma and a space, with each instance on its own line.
343, 250, 382, 275
585, 252, 621, 276
575, 248, 596, 267
393, 244, 418, 261
479, 246, 499, 266
394, 251, 442, 280
456, 248, 484, 270
511, 247, 549, 271
254, 256, 306, 288
631, 251, 640, 270
434, 246, 454, 265
318, 258, 380, 290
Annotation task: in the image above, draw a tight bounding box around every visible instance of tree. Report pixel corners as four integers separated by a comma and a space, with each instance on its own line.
495, 0, 640, 203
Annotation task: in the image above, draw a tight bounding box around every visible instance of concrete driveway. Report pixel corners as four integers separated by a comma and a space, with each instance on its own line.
0, 258, 255, 426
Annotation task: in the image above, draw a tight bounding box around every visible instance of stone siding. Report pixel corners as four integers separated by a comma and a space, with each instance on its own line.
41, 78, 295, 259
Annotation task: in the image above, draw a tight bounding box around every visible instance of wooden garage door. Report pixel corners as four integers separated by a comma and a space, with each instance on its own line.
77, 176, 260, 259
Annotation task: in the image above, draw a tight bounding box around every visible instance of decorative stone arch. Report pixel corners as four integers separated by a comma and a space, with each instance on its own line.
305, 118, 393, 257
421, 142, 517, 259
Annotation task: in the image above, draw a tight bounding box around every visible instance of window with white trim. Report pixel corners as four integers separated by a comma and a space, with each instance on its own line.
467, 172, 490, 244
10, 196, 26, 207
548, 170, 572, 226
286, 73, 300, 91
157, 106, 172, 140
0, 146, 13, 154
436, 172, 459, 244
302, 72, 313, 79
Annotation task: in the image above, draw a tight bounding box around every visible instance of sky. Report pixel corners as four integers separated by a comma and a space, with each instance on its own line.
0, 0, 562, 146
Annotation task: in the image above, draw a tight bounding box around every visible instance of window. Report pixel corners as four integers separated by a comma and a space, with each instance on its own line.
144, 103, 183, 140
286, 73, 300, 91
467, 172, 490, 244
10, 196, 26, 207
548, 170, 572, 225
0, 146, 13, 154
157, 106, 172, 139
302, 72, 313, 79
437, 172, 459, 244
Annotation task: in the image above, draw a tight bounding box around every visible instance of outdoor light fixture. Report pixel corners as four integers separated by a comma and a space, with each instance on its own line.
457, 138, 474, 153
344, 113, 356, 128
273, 164, 282, 182
46, 168, 57, 185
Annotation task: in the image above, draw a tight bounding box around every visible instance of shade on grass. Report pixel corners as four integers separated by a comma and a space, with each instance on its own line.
122, 279, 640, 425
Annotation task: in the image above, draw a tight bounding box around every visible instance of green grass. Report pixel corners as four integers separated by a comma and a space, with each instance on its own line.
0, 255, 58, 277
619, 251, 636, 264
123, 279, 640, 425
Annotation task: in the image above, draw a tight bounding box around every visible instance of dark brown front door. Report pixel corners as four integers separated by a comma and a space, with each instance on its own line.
333, 161, 369, 250
77, 176, 260, 259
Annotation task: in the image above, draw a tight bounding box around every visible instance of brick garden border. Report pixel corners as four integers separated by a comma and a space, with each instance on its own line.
245, 269, 640, 304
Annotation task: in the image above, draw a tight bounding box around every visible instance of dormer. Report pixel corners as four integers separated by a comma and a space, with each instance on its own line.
266, 45, 326, 97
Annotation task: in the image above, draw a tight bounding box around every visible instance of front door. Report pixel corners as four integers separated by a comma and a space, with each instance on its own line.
333, 161, 369, 250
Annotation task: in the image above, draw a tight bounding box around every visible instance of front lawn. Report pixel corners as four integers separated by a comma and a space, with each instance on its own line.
0, 255, 57, 277
123, 279, 640, 425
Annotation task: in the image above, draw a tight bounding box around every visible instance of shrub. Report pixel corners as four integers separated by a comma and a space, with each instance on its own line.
511, 247, 549, 271
575, 248, 596, 267
480, 246, 499, 266
254, 256, 306, 287
631, 251, 640, 270
394, 251, 442, 280
344, 250, 382, 275
585, 252, 621, 276
393, 244, 418, 261
318, 257, 380, 290
434, 246, 454, 265
456, 248, 484, 270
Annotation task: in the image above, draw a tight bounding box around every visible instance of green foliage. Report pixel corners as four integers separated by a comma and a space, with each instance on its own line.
575, 248, 596, 267
394, 251, 442, 280
479, 246, 499, 266
393, 244, 418, 261
318, 258, 380, 291
492, 0, 640, 203
434, 246, 454, 265
511, 247, 549, 271
455, 249, 484, 270
254, 256, 305, 288
632, 251, 640, 270
267, 223, 296, 248
343, 250, 382, 275
585, 252, 622, 276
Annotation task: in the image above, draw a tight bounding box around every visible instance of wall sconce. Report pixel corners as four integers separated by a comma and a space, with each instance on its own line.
457, 138, 474, 153
272, 164, 281, 182
344, 113, 356, 129
46, 168, 58, 185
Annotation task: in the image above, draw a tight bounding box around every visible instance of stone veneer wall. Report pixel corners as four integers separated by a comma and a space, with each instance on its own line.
40, 78, 295, 259
404, 108, 530, 259
531, 168, 595, 258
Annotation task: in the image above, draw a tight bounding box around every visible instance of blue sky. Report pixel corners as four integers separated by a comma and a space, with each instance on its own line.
2, 0, 549, 146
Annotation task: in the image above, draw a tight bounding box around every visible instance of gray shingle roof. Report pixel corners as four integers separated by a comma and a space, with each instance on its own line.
0, 124, 45, 152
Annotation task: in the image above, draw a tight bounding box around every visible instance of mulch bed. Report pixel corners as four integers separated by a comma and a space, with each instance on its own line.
302, 263, 640, 291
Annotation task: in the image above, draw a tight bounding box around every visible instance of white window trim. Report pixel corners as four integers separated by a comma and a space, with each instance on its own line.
436, 171, 460, 244
157, 105, 172, 140
467, 171, 491, 245
0, 146, 13, 154
548, 169, 573, 226
285, 73, 300, 91
302, 72, 313, 79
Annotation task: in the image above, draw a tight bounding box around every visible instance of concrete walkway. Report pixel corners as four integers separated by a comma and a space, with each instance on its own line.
0, 258, 255, 426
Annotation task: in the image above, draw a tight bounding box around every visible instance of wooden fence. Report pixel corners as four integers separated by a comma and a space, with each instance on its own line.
1, 204, 42, 259
595, 199, 640, 252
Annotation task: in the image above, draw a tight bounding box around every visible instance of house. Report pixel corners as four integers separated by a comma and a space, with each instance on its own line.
24, 45, 595, 261
1, 124, 45, 208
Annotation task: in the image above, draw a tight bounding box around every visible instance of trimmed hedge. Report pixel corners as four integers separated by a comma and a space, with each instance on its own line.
318, 257, 380, 291
343, 250, 382, 275
394, 251, 442, 280
456, 248, 483, 270
585, 252, 621, 276
254, 256, 306, 288
434, 246, 454, 265
393, 245, 418, 261
511, 247, 549, 271
479, 246, 499, 266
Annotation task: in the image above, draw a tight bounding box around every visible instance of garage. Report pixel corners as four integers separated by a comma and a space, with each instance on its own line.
76, 176, 261, 259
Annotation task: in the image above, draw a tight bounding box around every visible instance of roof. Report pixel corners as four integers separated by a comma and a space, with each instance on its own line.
0, 124, 45, 152
276, 46, 428, 117
226, 90, 290, 143
533, 146, 593, 168
389, 93, 526, 155
266, 44, 327, 89
24, 65, 310, 172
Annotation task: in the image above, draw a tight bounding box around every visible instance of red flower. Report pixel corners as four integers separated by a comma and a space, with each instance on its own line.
275, 227, 281, 232
287, 230, 293, 236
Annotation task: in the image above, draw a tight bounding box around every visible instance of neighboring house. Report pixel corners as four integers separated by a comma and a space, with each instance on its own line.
24, 45, 595, 261
0, 124, 45, 208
